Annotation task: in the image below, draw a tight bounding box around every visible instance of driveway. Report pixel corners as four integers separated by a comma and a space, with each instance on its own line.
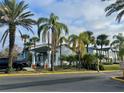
0, 71, 124, 92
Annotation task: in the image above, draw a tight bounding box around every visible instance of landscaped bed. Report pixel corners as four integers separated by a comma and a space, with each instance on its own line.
112, 77, 124, 83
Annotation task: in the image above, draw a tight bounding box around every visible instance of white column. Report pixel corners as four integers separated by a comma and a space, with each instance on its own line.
31, 51, 36, 68
48, 51, 51, 68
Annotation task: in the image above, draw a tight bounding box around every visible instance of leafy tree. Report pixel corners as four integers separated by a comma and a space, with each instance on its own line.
0, 0, 34, 73
38, 13, 68, 71
0, 44, 22, 60
83, 54, 97, 64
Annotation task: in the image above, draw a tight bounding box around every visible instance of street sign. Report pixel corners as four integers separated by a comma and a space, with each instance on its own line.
120, 62, 124, 69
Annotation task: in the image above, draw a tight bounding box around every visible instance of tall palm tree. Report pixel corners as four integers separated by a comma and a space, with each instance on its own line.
38, 13, 68, 71
21, 34, 30, 58
96, 34, 110, 63
68, 32, 88, 69
21, 34, 30, 44
30, 37, 40, 48
24, 42, 33, 51
84, 31, 95, 53
0, 0, 34, 73
111, 33, 124, 61
105, 0, 124, 22
68, 34, 78, 52
58, 36, 67, 67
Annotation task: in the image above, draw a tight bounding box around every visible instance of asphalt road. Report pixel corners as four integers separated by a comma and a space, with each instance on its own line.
0, 71, 124, 92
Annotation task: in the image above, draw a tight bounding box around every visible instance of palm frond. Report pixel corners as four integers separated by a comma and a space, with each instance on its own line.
116, 10, 124, 22
37, 17, 49, 24
1, 29, 9, 47
0, 29, 8, 43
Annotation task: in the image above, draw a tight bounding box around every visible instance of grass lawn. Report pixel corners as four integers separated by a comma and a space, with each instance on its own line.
103, 64, 120, 70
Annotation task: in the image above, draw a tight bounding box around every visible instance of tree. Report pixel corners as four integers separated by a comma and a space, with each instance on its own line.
21, 34, 30, 44
58, 36, 67, 67
30, 37, 40, 48
105, 0, 124, 22
38, 13, 68, 71
68, 32, 88, 69
111, 33, 124, 61
24, 42, 33, 51
0, 0, 34, 73
96, 34, 110, 63
84, 31, 95, 53
0, 44, 22, 60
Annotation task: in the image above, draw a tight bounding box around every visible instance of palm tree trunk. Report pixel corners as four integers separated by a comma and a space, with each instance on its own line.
86, 44, 89, 53
8, 24, 16, 73
50, 30, 55, 71
100, 45, 103, 63
51, 51, 54, 71
78, 51, 81, 69
47, 31, 50, 69
60, 44, 62, 67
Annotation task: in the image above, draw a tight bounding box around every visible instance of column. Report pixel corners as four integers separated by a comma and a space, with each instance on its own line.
31, 51, 36, 69
48, 51, 51, 68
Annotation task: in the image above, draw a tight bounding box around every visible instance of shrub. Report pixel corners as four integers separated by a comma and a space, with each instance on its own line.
83, 54, 97, 64
81, 54, 104, 70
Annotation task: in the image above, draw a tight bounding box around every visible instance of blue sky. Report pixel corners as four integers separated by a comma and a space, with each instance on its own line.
0, 0, 124, 51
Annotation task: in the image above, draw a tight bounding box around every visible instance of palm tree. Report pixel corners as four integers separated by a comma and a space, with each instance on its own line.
111, 33, 124, 61
58, 36, 67, 67
84, 31, 95, 53
68, 32, 88, 69
24, 42, 33, 51
21, 34, 30, 44
68, 34, 78, 52
105, 0, 124, 22
21, 34, 30, 58
0, 0, 34, 73
96, 34, 110, 63
38, 13, 68, 71
30, 37, 40, 48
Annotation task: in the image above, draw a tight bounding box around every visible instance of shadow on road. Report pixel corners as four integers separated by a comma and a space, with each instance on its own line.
0, 76, 100, 90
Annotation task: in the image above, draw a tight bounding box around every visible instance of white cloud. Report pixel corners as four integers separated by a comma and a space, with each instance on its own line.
26, 0, 55, 7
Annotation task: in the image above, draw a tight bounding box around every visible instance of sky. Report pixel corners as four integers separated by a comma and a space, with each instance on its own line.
0, 0, 124, 51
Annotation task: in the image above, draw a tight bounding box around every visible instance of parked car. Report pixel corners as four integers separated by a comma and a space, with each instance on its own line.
0, 58, 29, 71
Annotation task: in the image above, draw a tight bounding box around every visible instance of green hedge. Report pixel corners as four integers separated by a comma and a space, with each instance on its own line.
103, 64, 120, 70
81, 63, 104, 70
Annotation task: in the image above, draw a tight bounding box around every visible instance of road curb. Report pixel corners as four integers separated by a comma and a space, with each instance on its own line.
0, 71, 98, 77
112, 77, 124, 83
0, 70, 118, 77
0, 73, 43, 77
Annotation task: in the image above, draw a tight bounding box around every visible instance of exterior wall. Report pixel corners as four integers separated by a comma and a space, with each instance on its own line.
88, 47, 119, 63
55, 46, 76, 66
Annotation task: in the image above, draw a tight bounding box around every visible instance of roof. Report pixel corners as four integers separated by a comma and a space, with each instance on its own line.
31, 44, 50, 53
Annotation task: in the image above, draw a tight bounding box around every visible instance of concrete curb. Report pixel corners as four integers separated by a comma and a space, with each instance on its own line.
0, 73, 43, 77
0, 70, 118, 77
0, 71, 98, 77
112, 77, 124, 83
